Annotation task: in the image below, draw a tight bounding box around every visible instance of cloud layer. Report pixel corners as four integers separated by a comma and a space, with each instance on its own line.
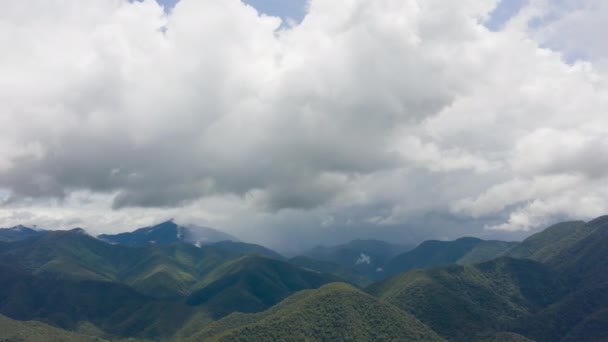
1, 0, 607, 250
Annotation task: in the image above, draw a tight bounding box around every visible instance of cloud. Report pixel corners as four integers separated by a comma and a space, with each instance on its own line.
0, 0, 477, 209
526, 0, 608, 65
356, 253, 371, 265
1, 0, 608, 250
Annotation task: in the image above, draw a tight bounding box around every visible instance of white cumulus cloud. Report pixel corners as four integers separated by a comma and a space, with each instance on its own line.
0, 0, 607, 250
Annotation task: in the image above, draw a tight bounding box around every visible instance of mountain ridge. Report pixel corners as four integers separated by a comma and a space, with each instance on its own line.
98, 220, 239, 247
384, 237, 508, 276
0, 225, 48, 242
2, 215, 608, 341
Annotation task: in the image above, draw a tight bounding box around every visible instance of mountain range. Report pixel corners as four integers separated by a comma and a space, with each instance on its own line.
299, 239, 414, 284
1, 216, 608, 341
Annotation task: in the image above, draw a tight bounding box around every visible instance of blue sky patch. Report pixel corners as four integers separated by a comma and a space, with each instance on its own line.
485, 0, 528, 31
156, 0, 307, 23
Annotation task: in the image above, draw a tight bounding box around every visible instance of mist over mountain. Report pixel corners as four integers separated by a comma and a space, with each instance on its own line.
98, 220, 239, 247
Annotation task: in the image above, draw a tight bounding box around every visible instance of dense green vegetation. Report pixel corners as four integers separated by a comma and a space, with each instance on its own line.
385, 237, 484, 275
187, 256, 339, 318
0, 314, 107, 342
188, 283, 444, 342
0, 264, 204, 339
370, 215, 608, 341
0, 229, 240, 298
507, 216, 608, 341
3, 215, 608, 341
542, 216, 608, 287
457, 240, 519, 264
0, 231, 337, 339
504, 220, 591, 262
368, 257, 566, 341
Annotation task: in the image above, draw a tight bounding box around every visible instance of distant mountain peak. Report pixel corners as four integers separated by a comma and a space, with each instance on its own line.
69, 227, 88, 235
5, 224, 49, 233
157, 219, 176, 226
455, 236, 483, 242
0, 224, 48, 242
98, 221, 239, 247
9, 225, 33, 231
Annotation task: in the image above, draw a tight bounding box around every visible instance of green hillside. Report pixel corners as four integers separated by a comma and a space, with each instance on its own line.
513, 284, 608, 342
0, 230, 240, 299
188, 283, 444, 342
543, 216, 608, 288
2, 215, 608, 341
207, 241, 284, 260
0, 265, 204, 339
368, 257, 565, 341
504, 220, 591, 263
457, 240, 519, 265
0, 314, 106, 342
121, 243, 235, 298
369, 215, 608, 341
507, 216, 608, 341
385, 237, 518, 276
0, 231, 342, 338
187, 255, 339, 318
384, 237, 483, 275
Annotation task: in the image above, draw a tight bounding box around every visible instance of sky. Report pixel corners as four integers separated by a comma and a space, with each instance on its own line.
1, 0, 608, 252
156, 0, 308, 24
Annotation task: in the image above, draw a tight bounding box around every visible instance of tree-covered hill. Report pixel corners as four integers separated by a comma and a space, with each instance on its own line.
2, 215, 608, 341
187, 255, 339, 318
368, 257, 565, 341
188, 282, 445, 342
0, 264, 203, 340
0, 313, 107, 342
369, 215, 608, 342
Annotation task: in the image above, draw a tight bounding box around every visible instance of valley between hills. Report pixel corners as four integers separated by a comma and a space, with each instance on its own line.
1, 217, 607, 341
